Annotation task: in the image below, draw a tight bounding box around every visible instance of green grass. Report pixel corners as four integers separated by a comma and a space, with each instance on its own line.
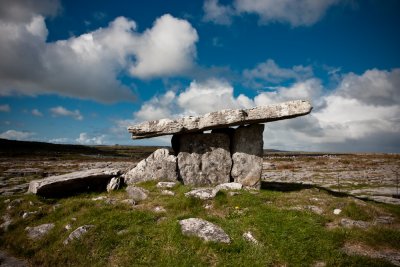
1, 183, 399, 266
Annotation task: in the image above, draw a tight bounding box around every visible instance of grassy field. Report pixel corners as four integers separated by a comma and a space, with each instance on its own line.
1, 181, 399, 266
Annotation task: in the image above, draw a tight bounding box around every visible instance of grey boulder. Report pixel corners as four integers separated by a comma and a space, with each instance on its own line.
25, 223, 54, 240
185, 188, 218, 200
63, 225, 94, 245
179, 218, 230, 243
123, 149, 177, 185
126, 186, 149, 202
106, 177, 120, 192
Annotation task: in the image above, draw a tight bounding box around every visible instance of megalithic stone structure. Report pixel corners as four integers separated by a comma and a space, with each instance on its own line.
126, 100, 312, 188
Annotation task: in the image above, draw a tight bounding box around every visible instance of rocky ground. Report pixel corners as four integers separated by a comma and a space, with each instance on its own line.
262, 153, 400, 205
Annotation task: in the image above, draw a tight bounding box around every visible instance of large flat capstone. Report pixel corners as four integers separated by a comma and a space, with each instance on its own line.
28, 168, 120, 197
128, 100, 312, 139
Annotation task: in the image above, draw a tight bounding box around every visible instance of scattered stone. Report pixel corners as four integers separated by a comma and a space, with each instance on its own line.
340, 218, 370, 229
161, 190, 175, 196
119, 200, 135, 208
128, 100, 312, 139
29, 201, 34, 206
52, 204, 61, 211
312, 261, 327, 267
185, 188, 218, 200
215, 182, 243, 191
374, 216, 395, 225
179, 218, 230, 243
243, 231, 259, 245
3, 199, 10, 204
228, 191, 241, 196
22, 211, 37, 219
177, 133, 231, 186
107, 177, 120, 192
65, 224, 72, 231
1, 214, 12, 232
306, 205, 324, 215
123, 149, 177, 184
7, 198, 22, 210
25, 223, 55, 240
28, 168, 121, 197
333, 209, 342, 215
231, 124, 264, 189
117, 229, 129, 236
156, 181, 177, 188
204, 203, 213, 209
63, 225, 94, 245
153, 206, 166, 213
126, 186, 149, 202
0, 250, 28, 267
343, 242, 400, 266
91, 196, 107, 201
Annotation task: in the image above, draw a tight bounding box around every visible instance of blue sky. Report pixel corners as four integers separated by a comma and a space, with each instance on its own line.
0, 0, 399, 152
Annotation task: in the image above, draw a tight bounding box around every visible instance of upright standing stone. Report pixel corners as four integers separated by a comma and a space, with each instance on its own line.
123, 148, 177, 185
231, 124, 264, 188
176, 133, 231, 186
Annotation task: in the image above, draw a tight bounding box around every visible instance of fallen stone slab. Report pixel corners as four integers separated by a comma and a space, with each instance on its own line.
156, 181, 178, 188
25, 223, 54, 240
128, 100, 312, 139
215, 182, 243, 191
28, 168, 120, 197
179, 218, 230, 243
123, 149, 177, 185
63, 225, 94, 245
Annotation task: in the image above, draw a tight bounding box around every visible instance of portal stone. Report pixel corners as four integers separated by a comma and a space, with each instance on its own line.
231, 124, 264, 188
176, 133, 231, 186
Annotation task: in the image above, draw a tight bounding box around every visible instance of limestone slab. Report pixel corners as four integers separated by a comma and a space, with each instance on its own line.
128, 100, 312, 139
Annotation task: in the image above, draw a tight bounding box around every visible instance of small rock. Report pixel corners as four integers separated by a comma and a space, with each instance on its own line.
215, 182, 243, 191
179, 218, 230, 243
63, 225, 94, 245
306, 205, 324, 215
52, 204, 61, 211
126, 186, 149, 202
374, 216, 395, 225
22, 211, 38, 219
153, 206, 166, 213
121, 199, 136, 206
340, 218, 370, 229
312, 261, 327, 267
7, 198, 22, 210
157, 182, 177, 189
3, 199, 10, 204
65, 224, 72, 231
161, 190, 175, 196
204, 203, 213, 209
71, 217, 77, 221
107, 177, 120, 192
29, 201, 34, 206
228, 191, 241, 196
117, 229, 129, 236
333, 209, 342, 215
26, 223, 55, 239
185, 188, 218, 200
243, 231, 259, 245
91, 196, 107, 201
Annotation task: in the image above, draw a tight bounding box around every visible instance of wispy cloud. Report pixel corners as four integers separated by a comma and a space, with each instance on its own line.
0, 104, 10, 112
203, 0, 341, 27
50, 106, 83, 121
31, 108, 43, 116
76, 132, 106, 145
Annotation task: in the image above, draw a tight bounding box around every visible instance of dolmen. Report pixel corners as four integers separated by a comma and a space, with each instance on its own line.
125, 100, 312, 189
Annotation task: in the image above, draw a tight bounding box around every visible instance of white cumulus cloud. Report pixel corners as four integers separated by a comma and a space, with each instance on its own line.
0, 129, 35, 140
50, 106, 83, 120
0, 1, 198, 103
